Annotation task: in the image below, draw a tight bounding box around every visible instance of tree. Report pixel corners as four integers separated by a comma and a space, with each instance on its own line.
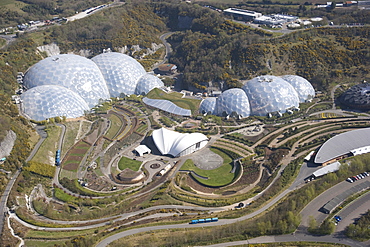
308, 216, 318, 232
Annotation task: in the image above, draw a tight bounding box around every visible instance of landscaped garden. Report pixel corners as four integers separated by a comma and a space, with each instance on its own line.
62, 141, 90, 172
180, 148, 238, 187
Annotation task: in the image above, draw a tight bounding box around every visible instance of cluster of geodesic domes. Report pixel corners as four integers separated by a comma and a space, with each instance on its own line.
21, 52, 164, 121
199, 75, 315, 117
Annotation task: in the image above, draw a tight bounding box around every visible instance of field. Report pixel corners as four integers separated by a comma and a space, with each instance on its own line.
62, 121, 80, 156
146, 88, 201, 114
31, 125, 61, 165
118, 156, 142, 171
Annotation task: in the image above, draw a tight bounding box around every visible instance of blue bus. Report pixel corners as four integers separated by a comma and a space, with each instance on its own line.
55, 150, 61, 166
190, 217, 218, 224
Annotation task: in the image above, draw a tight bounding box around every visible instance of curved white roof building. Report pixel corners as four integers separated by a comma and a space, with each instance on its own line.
152, 128, 208, 157
314, 128, 370, 165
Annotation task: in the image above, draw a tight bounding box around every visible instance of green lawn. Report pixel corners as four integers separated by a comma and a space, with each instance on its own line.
181, 148, 236, 187
118, 156, 142, 171
105, 113, 123, 139
61, 121, 80, 156
25, 240, 67, 247
146, 88, 201, 114
26, 228, 97, 239
31, 125, 61, 165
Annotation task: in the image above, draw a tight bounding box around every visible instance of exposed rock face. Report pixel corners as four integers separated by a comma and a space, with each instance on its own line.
0, 130, 16, 158
37, 43, 60, 56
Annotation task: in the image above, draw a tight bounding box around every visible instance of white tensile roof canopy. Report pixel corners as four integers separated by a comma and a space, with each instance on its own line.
152, 128, 208, 157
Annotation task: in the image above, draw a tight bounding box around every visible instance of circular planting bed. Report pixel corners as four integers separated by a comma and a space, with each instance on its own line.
150, 163, 160, 169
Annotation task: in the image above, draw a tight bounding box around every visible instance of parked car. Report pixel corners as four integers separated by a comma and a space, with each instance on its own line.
334, 215, 342, 222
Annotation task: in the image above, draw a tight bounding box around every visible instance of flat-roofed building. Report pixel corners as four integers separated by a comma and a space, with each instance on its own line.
224, 8, 262, 21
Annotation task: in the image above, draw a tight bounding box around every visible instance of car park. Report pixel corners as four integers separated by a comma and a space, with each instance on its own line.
346, 172, 369, 183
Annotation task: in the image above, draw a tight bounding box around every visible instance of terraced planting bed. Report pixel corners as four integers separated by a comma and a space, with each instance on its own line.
212, 142, 250, 157
62, 141, 90, 171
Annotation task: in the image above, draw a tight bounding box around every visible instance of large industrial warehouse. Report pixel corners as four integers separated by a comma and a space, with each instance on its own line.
21, 52, 164, 121
314, 128, 370, 166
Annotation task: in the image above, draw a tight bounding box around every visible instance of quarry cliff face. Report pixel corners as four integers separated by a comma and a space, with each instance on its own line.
0, 130, 16, 158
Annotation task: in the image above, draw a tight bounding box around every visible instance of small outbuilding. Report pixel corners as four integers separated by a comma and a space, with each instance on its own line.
157, 64, 177, 75
135, 145, 151, 156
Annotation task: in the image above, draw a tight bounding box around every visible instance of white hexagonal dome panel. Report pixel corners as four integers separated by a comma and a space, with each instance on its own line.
21, 85, 89, 121
23, 54, 109, 107
92, 52, 146, 97
199, 97, 217, 114
135, 74, 164, 95
281, 75, 315, 102
215, 88, 251, 118
242, 75, 299, 116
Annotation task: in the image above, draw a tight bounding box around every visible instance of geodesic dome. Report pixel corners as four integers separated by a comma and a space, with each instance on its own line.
135, 74, 164, 95
281, 75, 315, 102
21, 85, 89, 121
23, 54, 109, 107
199, 97, 217, 114
215, 88, 251, 118
242, 75, 299, 116
340, 83, 370, 110
92, 52, 146, 97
